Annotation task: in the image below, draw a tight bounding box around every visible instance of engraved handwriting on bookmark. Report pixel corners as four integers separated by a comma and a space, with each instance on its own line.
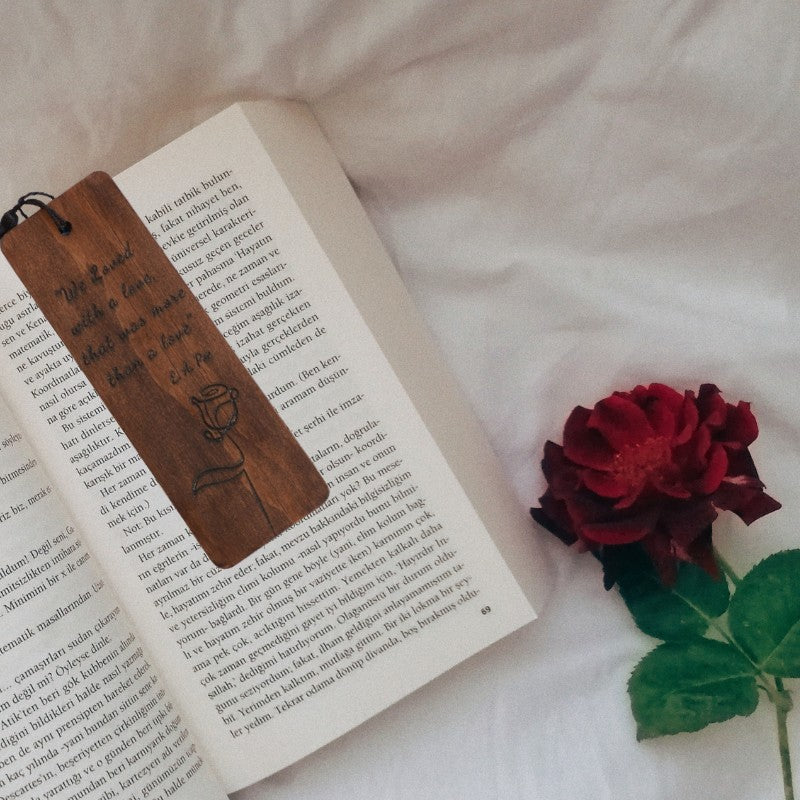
1, 172, 329, 568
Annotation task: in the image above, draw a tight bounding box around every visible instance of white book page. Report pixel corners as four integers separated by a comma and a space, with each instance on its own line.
0, 104, 535, 791
0, 394, 226, 799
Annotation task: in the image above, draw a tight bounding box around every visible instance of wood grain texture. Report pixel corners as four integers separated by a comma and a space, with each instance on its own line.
1, 172, 329, 567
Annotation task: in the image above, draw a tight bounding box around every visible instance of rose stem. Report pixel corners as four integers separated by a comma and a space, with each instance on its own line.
774, 677, 795, 800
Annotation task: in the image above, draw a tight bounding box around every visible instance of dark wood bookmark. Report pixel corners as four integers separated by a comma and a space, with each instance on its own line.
1, 172, 329, 567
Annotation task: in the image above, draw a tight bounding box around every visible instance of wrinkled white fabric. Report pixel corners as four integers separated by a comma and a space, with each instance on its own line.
1, 2, 798, 798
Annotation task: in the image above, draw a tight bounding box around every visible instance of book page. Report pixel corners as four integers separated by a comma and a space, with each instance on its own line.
0, 103, 536, 791
0, 395, 226, 799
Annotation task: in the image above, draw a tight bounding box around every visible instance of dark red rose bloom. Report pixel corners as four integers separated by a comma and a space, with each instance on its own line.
531, 383, 781, 585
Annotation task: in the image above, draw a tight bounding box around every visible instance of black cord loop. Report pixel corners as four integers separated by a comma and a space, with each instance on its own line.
0, 192, 72, 239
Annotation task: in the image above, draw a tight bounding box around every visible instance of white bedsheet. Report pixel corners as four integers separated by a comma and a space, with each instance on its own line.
2, 2, 798, 798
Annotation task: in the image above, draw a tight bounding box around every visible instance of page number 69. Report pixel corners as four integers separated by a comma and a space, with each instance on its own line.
480, 606, 491, 615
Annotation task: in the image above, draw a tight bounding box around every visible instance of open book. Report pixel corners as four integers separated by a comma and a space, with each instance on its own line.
0, 101, 543, 799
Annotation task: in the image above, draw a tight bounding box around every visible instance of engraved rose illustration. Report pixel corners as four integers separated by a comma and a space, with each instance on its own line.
191, 383, 275, 536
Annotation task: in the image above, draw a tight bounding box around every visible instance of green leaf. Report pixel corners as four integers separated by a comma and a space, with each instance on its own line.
614, 547, 730, 640
628, 639, 759, 740
728, 550, 800, 677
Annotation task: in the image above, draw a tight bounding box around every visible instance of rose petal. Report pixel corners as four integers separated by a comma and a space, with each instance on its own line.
683, 526, 719, 578
530, 499, 577, 545
563, 490, 614, 528
643, 397, 677, 439
581, 469, 629, 498
691, 424, 712, 465
697, 384, 726, 428
673, 392, 699, 445
631, 383, 685, 415
722, 486, 782, 525
613, 489, 647, 509
563, 406, 616, 470
647, 383, 685, 408
724, 446, 760, 480
694, 442, 728, 494
641, 531, 678, 585
540, 440, 567, 482
649, 475, 692, 499
580, 511, 658, 545
587, 395, 655, 450
542, 441, 588, 501
712, 478, 761, 512
661, 501, 718, 545
738, 491, 782, 524
722, 401, 759, 447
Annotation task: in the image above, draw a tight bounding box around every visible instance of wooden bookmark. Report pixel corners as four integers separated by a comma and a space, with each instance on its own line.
1, 172, 329, 568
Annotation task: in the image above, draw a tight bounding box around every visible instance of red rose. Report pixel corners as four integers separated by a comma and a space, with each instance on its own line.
531, 383, 781, 585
